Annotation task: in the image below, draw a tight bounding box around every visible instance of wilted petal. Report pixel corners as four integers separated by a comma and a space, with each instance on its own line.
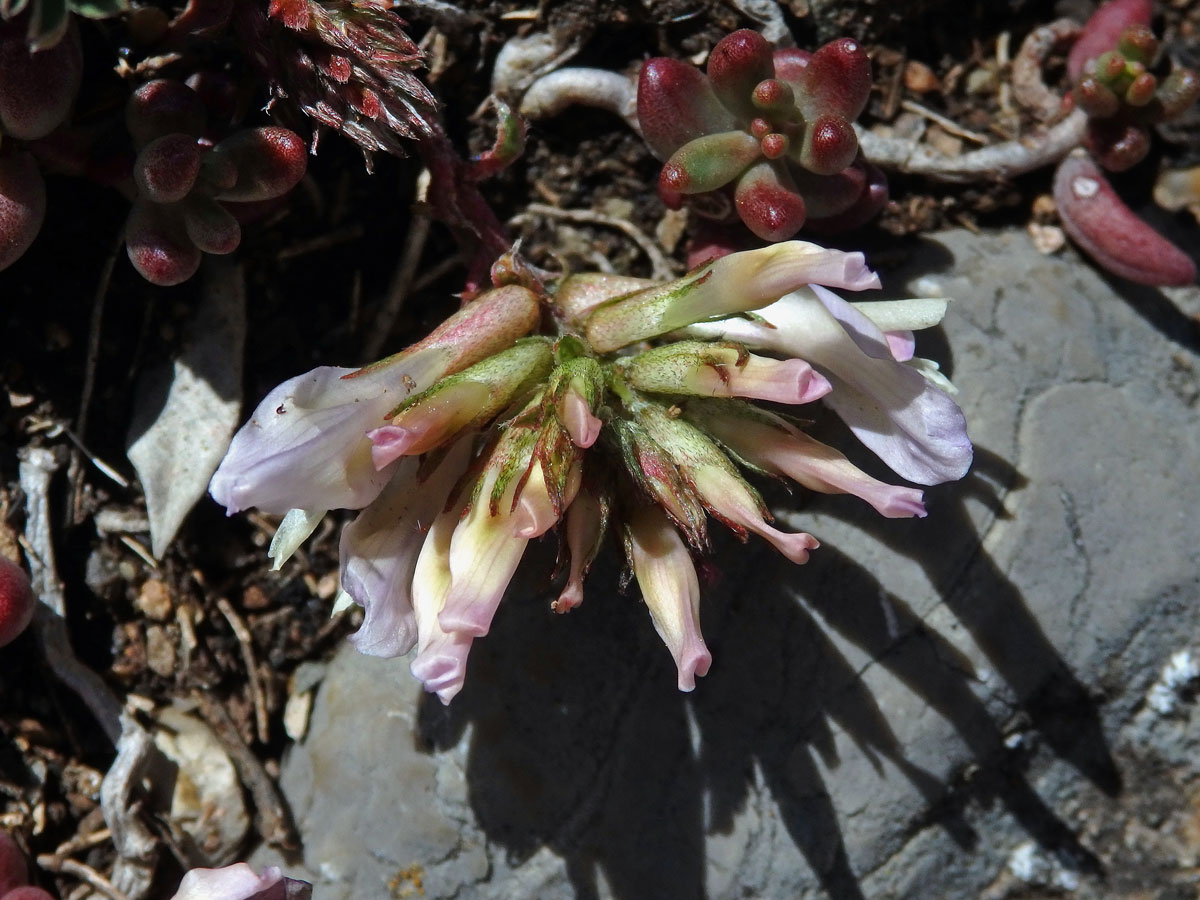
689, 401, 926, 518
681, 287, 972, 485
437, 467, 531, 637
691, 463, 819, 564
339, 443, 471, 658
268, 507, 325, 570
512, 461, 581, 539
411, 499, 475, 705
627, 505, 711, 691
555, 486, 604, 613
210, 348, 448, 515
170, 864, 305, 900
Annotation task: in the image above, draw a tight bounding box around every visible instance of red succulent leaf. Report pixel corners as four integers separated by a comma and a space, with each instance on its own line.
1083, 119, 1150, 171
0, 152, 46, 272
183, 197, 241, 254
126, 79, 207, 146
795, 38, 871, 122
134, 133, 204, 203
733, 160, 806, 241
805, 158, 888, 233
790, 161, 864, 219
0, 555, 34, 649
1053, 152, 1195, 286
1067, 0, 1153, 80
1116, 25, 1157, 65
210, 127, 307, 201
0, 16, 81, 140
0, 831, 29, 895
706, 29, 774, 120
1156, 68, 1200, 120
637, 57, 736, 159
4, 889, 58, 900
661, 131, 761, 195
125, 199, 202, 286
1074, 76, 1121, 117
771, 47, 811, 85
798, 113, 858, 176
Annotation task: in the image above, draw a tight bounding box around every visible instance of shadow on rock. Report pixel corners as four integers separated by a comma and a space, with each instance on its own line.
415, 441, 1119, 899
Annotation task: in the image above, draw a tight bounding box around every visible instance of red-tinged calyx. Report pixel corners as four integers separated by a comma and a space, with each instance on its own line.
612, 418, 708, 550
400, 284, 543, 374
660, 130, 761, 195
637, 57, 736, 159
0, 152, 46, 272
1053, 151, 1196, 286
734, 160, 806, 241
268, 0, 309, 29
707, 29, 774, 119
1068, 0, 1153, 80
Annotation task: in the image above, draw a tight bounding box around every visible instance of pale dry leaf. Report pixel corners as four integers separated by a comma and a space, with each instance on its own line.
127, 258, 246, 558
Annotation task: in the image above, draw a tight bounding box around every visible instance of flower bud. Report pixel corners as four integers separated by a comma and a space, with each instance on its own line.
626, 504, 711, 691
368, 339, 554, 466
622, 340, 831, 405
638, 405, 818, 564
584, 242, 879, 352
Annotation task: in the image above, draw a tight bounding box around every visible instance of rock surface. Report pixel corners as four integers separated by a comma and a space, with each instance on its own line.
254, 229, 1200, 899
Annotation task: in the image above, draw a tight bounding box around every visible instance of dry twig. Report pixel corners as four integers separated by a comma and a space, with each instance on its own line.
216, 597, 270, 745
520, 202, 676, 280
37, 854, 129, 900
19, 447, 123, 744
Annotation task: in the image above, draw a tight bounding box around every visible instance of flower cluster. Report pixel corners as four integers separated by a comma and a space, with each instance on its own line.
211, 242, 972, 702
637, 29, 887, 241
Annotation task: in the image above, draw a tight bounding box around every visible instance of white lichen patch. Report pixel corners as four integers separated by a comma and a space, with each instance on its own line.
1145, 649, 1200, 716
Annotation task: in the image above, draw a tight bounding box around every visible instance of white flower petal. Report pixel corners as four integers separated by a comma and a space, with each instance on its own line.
210, 348, 448, 515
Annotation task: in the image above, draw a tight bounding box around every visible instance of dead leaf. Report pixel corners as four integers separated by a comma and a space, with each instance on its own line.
127, 258, 246, 558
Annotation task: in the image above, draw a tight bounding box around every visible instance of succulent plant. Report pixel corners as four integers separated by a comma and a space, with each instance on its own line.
123, 79, 307, 286
1051, 0, 1199, 286
637, 29, 887, 242
1068, 0, 1200, 172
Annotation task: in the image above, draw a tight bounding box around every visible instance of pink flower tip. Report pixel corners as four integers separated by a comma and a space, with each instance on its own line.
676, 642, 713, 692
411, 649, 468, 705
552, 581, 583, 613
561, 389, 603, 448
367, 425, 420, 470
437, 597, 493, 637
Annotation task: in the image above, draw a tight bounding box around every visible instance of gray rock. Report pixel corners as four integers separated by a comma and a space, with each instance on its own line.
255, 230, 1200, 899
